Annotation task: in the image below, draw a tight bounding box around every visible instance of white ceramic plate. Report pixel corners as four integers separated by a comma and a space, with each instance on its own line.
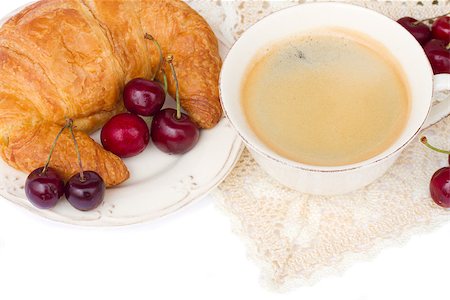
0, 2, 243, 226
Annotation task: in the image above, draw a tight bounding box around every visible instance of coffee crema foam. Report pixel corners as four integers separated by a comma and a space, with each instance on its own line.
241, 30, 410, 166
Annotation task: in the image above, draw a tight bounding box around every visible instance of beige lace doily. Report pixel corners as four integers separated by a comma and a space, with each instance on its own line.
189, 0, 450, 291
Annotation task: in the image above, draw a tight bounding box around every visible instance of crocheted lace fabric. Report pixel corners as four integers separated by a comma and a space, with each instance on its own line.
188, 0, 450, 290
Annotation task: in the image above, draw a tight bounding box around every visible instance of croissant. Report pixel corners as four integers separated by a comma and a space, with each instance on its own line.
0, 0, 222, 187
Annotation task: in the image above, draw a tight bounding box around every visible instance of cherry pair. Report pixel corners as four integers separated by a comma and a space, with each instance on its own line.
25, 120, 105, 211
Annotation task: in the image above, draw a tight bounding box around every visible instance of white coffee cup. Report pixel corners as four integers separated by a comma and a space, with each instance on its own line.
220, 2, 450, 195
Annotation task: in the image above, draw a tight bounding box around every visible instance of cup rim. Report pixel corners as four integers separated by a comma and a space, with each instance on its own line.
219, 1, 435, 173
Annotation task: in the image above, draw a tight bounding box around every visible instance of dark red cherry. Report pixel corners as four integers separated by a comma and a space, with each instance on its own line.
423, 39, 450, 74
101, 113, 150, 158
25, 167, 64, 209
421, 137, 450, 208
430, 167, 450, 208
123, 78, 165, 116
432, 16, 450, 43
65, 171, 105, 211
397, 17, 432, 45
151, 108, 200, 154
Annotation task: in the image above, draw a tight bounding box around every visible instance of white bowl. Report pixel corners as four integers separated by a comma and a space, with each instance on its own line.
220, 2, 450, 195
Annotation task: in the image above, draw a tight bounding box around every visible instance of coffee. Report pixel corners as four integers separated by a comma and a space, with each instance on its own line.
241, 30, 410, 166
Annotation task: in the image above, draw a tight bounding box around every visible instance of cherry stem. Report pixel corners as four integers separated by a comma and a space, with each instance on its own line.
68, 120, 85, 181
42, 120, 71, 174
413, 12, 449, 25
144, 33, 163, 81
160, 68, 168, 95
421, 136, 450, 155
166, 54, 181, 120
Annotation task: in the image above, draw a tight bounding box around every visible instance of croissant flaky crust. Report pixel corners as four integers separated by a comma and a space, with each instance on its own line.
0, 0, 222, 186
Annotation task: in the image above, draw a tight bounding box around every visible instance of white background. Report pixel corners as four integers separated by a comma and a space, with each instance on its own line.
1, 1, 450, 299
2, 193, 450, 300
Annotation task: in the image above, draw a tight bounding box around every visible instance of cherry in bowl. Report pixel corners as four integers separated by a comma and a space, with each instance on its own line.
150, 55, 200, 155
123, 78, 165, 116
101, 113, 150, 158
25, 122, 68, 209
65, 171, 105, 211
25, 167, 64, 209
151, 108, 200, 154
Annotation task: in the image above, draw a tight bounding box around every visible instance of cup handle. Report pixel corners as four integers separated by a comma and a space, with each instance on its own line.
422, 74, 450, 129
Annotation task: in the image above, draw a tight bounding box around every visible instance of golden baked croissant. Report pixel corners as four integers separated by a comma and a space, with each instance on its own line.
0, 0, 222, 186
